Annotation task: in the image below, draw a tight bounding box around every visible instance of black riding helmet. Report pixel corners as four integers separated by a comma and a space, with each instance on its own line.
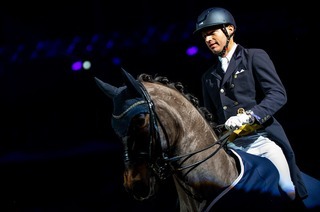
194, 7, 236, 56
194, 7, 236, 35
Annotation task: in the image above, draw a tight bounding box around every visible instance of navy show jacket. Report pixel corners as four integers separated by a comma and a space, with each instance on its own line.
201, 44, 308, 199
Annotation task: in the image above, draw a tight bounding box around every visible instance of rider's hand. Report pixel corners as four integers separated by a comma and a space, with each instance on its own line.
225, 113, 254, 131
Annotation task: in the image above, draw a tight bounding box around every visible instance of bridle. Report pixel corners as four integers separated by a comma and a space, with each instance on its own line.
133, 81, 231, 181
113, 80, 231, 202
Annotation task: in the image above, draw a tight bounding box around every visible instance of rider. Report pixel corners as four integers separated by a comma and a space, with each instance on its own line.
193, 7, 308, 203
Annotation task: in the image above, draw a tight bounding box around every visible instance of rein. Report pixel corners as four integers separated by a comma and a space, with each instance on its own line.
168, 130, 231, 202
166, 130, 231, 177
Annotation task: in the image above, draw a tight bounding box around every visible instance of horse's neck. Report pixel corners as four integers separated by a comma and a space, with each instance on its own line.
145, 82, 238, 191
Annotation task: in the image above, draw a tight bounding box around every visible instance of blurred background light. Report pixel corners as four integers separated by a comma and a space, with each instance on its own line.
83, 60, 91, 70
186, 46, 198, 56
112, 57, 121, 65
72, 61, 82, 71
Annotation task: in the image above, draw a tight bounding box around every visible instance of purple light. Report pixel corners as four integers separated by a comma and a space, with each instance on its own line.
186, 46, 198, 56
71, 61, 82, 71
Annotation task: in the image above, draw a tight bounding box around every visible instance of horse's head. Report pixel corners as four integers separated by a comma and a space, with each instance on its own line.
95, 69, 167, 201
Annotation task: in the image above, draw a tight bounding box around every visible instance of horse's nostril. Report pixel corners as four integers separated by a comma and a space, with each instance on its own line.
132, 181, 150, 198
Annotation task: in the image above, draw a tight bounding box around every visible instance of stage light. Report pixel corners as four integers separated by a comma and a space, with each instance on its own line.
71, 60, 92, 71
71, 61, 82, 71
186, 46, 198, 56
83, 60, 91, 70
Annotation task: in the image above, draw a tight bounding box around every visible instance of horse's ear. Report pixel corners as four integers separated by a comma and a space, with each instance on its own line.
94, 77, 125, 99
120, 67, 144, 97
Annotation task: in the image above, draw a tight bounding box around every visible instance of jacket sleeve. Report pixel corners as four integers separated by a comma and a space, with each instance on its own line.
248, 49, 287, 124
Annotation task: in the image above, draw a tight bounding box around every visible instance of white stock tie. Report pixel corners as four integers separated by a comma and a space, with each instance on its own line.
221, 57, 228, 72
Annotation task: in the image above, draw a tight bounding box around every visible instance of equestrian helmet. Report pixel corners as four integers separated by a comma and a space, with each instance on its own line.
194, 7, 236, 35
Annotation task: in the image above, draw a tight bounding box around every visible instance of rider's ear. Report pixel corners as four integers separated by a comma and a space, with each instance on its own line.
227, 25, 235, 34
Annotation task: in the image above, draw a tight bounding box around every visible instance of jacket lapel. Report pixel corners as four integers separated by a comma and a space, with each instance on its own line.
221, 46, 243, 86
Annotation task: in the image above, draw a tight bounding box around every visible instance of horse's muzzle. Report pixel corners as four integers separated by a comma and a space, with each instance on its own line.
123, 166, 157, 201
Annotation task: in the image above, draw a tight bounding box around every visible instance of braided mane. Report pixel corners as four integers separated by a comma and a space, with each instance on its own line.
137, 73, 219, 131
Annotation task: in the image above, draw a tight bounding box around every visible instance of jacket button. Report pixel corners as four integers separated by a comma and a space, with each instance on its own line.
223, 106, 227, 110
220, 89, 224, 93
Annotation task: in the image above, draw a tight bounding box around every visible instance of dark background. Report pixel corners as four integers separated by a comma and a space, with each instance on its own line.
0, 0, 319, 211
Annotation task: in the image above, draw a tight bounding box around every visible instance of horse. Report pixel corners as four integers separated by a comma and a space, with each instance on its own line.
94, 68, 320, 211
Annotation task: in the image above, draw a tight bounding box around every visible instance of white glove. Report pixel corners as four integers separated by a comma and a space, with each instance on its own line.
225, 113, 253, 131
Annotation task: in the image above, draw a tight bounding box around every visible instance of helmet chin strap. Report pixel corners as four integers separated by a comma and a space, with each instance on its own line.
218, 25, 234, 57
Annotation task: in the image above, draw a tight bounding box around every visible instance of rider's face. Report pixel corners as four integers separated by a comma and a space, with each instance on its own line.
201, 26, 234, 56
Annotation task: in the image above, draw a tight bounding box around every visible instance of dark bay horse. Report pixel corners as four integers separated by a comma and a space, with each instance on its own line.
95, 68, 320, 211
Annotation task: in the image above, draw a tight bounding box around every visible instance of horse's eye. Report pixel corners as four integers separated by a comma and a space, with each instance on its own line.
131, 114, 149, 130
